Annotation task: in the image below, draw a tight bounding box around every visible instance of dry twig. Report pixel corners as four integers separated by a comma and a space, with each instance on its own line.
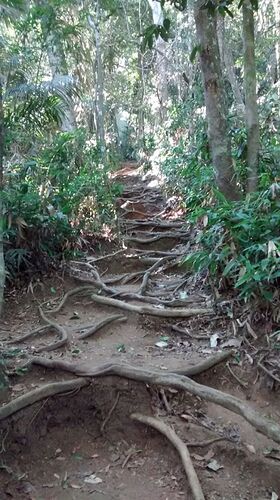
101, 391, 120, 432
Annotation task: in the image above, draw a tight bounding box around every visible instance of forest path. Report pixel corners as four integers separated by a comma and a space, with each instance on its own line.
0, 162, 280, 499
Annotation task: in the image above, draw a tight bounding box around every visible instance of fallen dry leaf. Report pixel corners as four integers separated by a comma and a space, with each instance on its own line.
207, 459, 224, 472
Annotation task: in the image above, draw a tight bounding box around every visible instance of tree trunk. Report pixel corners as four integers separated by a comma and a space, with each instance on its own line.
0, 77, 9, 400
88, 0, 106, 155
148, 0, 169, 120
194, 0, 240, 201
273, 0, 280, 83
38, 0, 77, 132
0, 76, 5, 318
242, 0, 259, 193
217, 15, 245, 114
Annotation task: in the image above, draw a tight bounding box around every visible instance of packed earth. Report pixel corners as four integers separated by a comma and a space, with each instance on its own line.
0, 163, 279, 499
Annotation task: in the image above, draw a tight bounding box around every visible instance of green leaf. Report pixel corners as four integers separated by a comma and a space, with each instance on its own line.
223, 259, 237, 276
163, 18, 171, 31
223, 6, 234, 17
190, 45, 201, 63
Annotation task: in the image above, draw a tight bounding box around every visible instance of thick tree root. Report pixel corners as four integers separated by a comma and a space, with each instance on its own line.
123, 219, 185, 229
0, 378, 88, 421
78, 314, 127, 340
36, 307, 68, 352
88, 293, 213, 318
131, 413, 205, 500
139, 256, 173, 295
124, 231, 189, 244
27, 357, 280, 444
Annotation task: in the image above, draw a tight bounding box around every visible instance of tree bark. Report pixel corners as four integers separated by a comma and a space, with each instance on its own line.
0, 76, 5, 318
194, 1, 240, 200
88, 0, 106, 156
38, 0, 76, 132
148, 0, 169, 120
242, 0, 259, 193
0, 77, 8, 397
273, 0, 280, 84
217, 15, 245, 114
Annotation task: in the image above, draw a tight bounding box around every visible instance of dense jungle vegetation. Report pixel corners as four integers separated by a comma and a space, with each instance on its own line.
0, 0, 279, 314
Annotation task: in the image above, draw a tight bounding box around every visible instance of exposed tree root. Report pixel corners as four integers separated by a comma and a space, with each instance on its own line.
36, 307, 68, 352
124, 232, 189, 244
123, 219, 185, 229
104, 271, 145, 285
88, 293, 213, 318
49, 286, 95, 314
131, 413, 205, 500
101, 391, 120, 432
87, 249, 124, 263
139, 256, 173, 295
174, 351, 233, 376
78, 314, 127, 340
171, 325, 210, 341
28, 357, 280, 444
6, 325, 48, 345
258, 361, 280, 385
186, 437, 227, 447
0, 378, 88, 421
67, 272, 207, 310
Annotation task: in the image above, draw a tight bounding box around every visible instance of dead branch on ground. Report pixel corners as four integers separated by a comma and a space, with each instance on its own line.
131, 413, 205, 500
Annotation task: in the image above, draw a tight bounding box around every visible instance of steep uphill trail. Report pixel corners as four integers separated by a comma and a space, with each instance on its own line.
0, 162, 280, 499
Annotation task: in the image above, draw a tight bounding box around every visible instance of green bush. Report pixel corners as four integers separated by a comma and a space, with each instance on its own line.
183, 185, 280, 302
3, 129, 122, 280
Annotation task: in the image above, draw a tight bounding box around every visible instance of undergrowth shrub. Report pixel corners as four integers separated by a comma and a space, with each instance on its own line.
3, 129, 122, 281
183, 185, 280, 303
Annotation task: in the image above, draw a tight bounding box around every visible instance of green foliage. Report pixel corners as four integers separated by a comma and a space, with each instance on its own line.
142, 22, 171, 51
183, 186, 280, 302
3, 129, 121, 279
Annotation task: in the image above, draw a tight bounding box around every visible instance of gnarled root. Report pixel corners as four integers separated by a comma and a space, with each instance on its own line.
131, 413, 205, 500
0, 378, 88, 421
27, 355, 280, 445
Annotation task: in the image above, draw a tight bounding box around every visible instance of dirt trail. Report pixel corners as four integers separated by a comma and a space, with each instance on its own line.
0, 163, 279, 499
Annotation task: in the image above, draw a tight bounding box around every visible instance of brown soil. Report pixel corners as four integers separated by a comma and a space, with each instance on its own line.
0, 162, 279, 500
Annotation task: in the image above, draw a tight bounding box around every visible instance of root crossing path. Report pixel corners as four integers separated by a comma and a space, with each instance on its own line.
1, 163, 280, 500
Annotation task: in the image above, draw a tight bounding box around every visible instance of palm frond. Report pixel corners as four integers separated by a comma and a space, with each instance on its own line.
0, 0, 26, 20
5, 75, 79, 106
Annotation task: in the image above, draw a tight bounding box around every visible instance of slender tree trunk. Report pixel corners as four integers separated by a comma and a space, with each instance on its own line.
273, 0, 280, 83
38, 0, 76, 132
194, 1, 240, 200
217, 16, 245, 113
148, 0, 168, 120
0, 76, 5, 318
242, 0, 259, 193
88, 1, 106, 155
0, 76, 8, 400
